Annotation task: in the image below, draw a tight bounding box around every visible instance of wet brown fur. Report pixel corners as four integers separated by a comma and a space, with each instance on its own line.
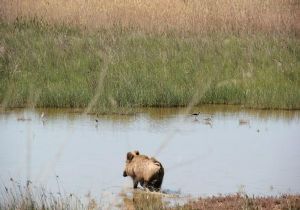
123, 151, 164, 191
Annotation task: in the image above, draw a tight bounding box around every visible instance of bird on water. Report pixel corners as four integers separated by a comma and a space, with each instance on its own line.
191, 112, 200, 120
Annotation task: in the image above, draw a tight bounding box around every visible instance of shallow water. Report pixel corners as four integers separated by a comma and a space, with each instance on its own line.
0, 106, 300, 202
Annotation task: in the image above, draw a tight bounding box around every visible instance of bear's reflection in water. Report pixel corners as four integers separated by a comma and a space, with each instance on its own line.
121, 190, 166, 210
120, 189, 185, 210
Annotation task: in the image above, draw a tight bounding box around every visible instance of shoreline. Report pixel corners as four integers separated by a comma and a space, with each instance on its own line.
1, 182, 299, 210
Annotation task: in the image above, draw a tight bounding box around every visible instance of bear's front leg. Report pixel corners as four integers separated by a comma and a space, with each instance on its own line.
133, 179, 138, 189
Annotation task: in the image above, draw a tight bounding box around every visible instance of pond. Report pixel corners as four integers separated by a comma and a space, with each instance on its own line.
0, 106, 299, 203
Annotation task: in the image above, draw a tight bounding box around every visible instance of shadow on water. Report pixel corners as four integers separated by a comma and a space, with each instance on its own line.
0, 105, 299, 206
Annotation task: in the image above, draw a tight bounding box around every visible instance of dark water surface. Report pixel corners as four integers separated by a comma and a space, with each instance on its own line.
0, 106, 299, 201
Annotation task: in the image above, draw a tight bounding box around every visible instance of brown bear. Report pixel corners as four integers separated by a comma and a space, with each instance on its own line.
123, 151, 164, 191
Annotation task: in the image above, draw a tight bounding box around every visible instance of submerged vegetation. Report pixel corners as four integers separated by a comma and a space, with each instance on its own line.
0, 0, 299, 113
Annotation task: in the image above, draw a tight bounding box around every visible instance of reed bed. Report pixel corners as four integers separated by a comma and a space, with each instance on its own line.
0, 1, 299, 112
0, 0, 298, 34
0, 178, 85, 210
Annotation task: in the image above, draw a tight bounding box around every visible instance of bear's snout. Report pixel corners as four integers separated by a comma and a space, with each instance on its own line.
123, 171, 127, 177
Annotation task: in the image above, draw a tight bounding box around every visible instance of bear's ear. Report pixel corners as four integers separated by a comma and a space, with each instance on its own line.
127, 152, 134, 161
134, 150, 139, 155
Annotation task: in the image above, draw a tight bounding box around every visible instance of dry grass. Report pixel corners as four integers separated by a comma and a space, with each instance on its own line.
183, 194, 300, 210
0, 0, 298, 34
120, 190, 300, 210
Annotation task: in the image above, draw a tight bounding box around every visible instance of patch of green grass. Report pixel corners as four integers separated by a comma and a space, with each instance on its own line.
0, 20, 299, 112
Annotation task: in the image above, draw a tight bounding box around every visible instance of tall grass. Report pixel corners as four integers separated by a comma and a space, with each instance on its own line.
0, 20, 299, 112
0, 0, 299, 112
1, 180, 299, 210
0, 178, 85, 210
0, 0, 298, 34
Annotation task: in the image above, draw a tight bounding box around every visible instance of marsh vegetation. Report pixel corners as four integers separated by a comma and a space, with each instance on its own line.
1, 180, 299, 210
0, 0, 299, 112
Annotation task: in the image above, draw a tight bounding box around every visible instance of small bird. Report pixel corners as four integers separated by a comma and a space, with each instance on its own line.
191, 112, 200, 121
95, 119, 99, 128
41, 112, 46, 125
203, 120, 213, 127
191, 112, 200, 116
202, 116, 213, 127
203, 117, 212, 122
239, 119, 250, 125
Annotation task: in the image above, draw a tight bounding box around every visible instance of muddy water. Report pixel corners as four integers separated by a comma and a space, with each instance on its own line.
0, 106, 299, 200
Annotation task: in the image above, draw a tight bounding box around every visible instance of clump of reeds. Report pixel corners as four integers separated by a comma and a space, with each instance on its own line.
0, 178, 88, 210
0, 0, 298, 34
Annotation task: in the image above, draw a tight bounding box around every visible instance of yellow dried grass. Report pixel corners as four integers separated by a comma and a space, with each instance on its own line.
0, 0, 298, 33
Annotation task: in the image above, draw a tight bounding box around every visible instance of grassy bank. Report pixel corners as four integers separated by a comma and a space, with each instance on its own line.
0, 0, 299, 112
0, 20, 299, 112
